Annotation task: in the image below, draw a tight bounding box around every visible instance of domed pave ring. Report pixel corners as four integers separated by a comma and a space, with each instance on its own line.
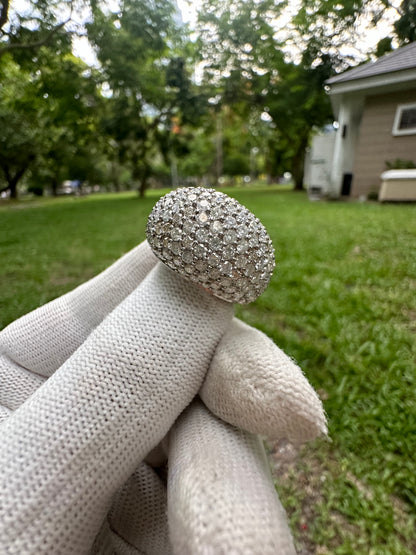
146, 187, 276, 304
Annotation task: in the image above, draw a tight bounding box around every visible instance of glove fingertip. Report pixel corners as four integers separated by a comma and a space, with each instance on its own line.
201, 318, 327, 444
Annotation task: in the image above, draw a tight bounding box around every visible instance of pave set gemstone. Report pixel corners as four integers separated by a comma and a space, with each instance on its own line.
146, 187, 276, 304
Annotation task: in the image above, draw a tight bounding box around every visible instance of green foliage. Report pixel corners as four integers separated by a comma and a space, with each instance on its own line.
0, 50, 103, 197
0, 56, 41, 197
385, 158, 416, 169
375, 36, 393, 57
2, 0, 413, 199
1, 0, 204, 198
293, 1, 416, 65
87, 0, 202, 196
197, 0, 284, 78
293, 0, 368, 62
176, 126, 216, 178
197, 0, 334, 189
34, 51, 104, 189
394, 0, 416, 44
0, 0, 76, 60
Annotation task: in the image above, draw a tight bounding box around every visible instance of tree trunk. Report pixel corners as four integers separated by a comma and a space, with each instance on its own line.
136, 163, 150, 199
2, 166, 27, 199
111, 160, 121, 191
138, 174, 148, 198
3, 167, 22, 199
0, 156, 33, 199
9, 180, 18, 199
291, 138, 308, 191
51, 178, 58, 196
215, 111, 223, 186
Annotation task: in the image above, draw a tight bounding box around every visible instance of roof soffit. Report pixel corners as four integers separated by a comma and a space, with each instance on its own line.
326, 68, 416, 96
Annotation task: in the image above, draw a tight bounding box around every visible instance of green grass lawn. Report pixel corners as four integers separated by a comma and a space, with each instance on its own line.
1, 188, 415, 553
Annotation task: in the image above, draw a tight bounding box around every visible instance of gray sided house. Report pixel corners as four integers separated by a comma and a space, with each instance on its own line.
325, 42, 416, 199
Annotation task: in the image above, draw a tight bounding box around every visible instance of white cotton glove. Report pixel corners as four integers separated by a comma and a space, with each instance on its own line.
166, 318, 327, 555
87, 314, 327, 555
0, 188, 327, 555
0, 240, 234, 553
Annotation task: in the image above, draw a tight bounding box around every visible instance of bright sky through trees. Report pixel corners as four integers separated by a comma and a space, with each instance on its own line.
176, 0, 402, 62
9, 0, 402, 65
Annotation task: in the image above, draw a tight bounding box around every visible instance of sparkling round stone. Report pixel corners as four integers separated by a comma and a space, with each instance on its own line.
195, 228, 208, 243
183, 221, 193, 234
194, 243, 206, 257
236, 255, 247, 269
210, 205, 222, 219
249, 234, 259, 247
170, 228, 182, 241
184, 206, 194, 217
244, 262, 256, 275
208, 253, 219, 266
171, 241, 181, 255
195, 260, 207, 271
224, 230, 237, 244
211, 220, 222, 233
183, 250, 193, 263
198, 212, 208, 223
155, 223, 164, 236
224, 215, 236, 228
236, 239, 249, 253
221, 261, 233, 275
182, 236, 193, 249
223, 245, 235, 258
210, 235, 222, 249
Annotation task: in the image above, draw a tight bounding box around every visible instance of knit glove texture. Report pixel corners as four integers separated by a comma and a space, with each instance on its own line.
0, 241, 326, 555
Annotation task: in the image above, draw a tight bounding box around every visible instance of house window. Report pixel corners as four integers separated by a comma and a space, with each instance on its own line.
392, 103, 416, 136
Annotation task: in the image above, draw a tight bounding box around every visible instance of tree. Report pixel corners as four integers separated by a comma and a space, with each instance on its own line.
0, 0, 78, 60
293, 1, 416, 62
31, 50, 103, 194
393, 0, 416, 44
196, 0, 334, 190
0, 57, 41, 198
254, 52, 334, 189
0, 48, 103, 198
87, 0, 199, 197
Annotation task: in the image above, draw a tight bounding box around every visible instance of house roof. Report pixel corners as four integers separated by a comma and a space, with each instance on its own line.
326, 41, 416, 85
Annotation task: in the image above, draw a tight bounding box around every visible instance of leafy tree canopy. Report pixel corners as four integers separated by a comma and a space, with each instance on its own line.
0, 0, 84, 60
196, 0, 335, 189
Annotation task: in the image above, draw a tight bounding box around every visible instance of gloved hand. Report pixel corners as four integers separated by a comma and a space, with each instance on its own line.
0, 188, 326, 555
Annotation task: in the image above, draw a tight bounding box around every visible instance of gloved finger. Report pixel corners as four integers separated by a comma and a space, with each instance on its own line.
0, 241, 158, 378
167, 399, 296, 555
0, 242, 157, 418
200, 317, 327, 444
91, 462, 171, 555
0, 263, 233, 554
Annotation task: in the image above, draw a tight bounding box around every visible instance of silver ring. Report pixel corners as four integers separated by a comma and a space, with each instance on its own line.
146, 187, 275, 304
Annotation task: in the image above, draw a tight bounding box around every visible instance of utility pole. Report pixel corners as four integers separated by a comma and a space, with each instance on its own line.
216, 109, 223, 185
